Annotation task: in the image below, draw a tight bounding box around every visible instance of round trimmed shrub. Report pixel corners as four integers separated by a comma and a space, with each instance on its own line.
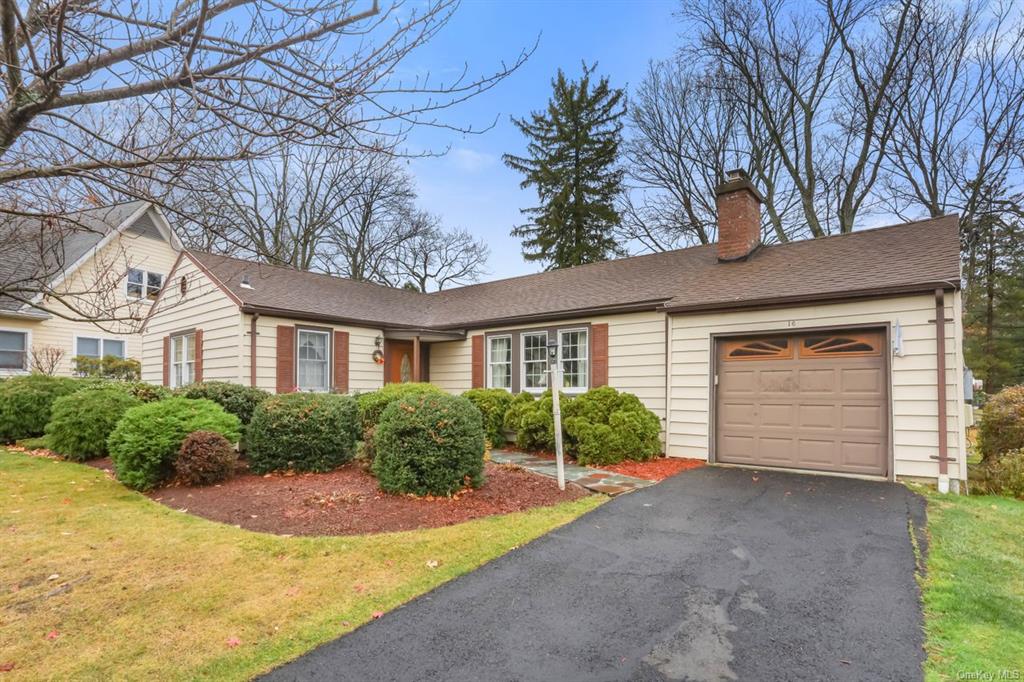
247, 393, 359, 474
977, 385, 1024, 462
117, 381, 171, 403
0, 374, 82, 442
373, 392, 485, 496
174, 381, 269, 425
45, 386, 142, 461
502, 391, 536, 432
564, 386, 661, 465
175, 431, 237, 486
107, 397, 241, 491
462, 388, 513, 447
507, 390, 571, 452
356, 382, 444, 431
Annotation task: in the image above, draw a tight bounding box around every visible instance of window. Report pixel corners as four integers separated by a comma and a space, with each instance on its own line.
0, 330, 27, 370
559, 329, 589, 391
487, 336, 512, 390
127, 268, 164, 301
522, 332, 548, 392
722, 337, 792, 361
171, 333, 196, 388
75, 336, 126, 359
297, 329, 330, 392
799, 333, 882, 358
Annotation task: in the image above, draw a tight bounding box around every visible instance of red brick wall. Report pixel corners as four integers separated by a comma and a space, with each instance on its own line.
716, 188, 761, 261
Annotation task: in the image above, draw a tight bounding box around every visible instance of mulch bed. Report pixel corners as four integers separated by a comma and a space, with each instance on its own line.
597, 457, 705, 481
141, 461, 588, 537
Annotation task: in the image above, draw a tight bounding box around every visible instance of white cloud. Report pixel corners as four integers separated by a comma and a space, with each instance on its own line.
449, 147, 497, 173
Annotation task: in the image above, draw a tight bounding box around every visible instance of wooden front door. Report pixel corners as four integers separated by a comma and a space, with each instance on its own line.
384, 340, 414, 384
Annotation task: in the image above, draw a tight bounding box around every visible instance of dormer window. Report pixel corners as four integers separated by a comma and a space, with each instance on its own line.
127, 268, 164, 301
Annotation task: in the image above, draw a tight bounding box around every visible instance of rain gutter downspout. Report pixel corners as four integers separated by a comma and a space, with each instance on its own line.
250, 312, 260, 388
935, 288, 950, 493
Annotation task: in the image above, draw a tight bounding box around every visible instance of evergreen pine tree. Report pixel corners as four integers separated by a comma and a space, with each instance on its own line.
503, 63, 626, 269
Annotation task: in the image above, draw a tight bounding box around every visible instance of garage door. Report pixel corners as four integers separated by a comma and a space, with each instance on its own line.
715, 330, 888, 476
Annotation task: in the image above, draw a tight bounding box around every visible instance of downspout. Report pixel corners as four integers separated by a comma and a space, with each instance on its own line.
250, 312, 260, 388
664, 313, 671, 455
934, 289, 950, 493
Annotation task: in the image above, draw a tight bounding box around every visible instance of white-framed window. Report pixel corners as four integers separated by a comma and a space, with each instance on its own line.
75, 336, 126, 359
170, 333, 196, 388
127, 268, 164, 302
297, 329, 331, 392
559, 328, 589, 392
487, 335, 512, 390
0, 329, 28, 371
522, 331, 548, 392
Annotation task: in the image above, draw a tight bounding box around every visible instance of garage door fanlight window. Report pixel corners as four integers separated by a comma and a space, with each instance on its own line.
800, 334, 881, 358
723, 337, 791, 360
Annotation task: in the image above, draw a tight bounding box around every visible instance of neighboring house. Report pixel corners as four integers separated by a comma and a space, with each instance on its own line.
0, 201, 181, 377
141, 171, 966, 486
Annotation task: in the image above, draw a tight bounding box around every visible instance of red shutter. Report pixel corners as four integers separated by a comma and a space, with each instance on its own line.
591, 323, 609, 388
471, 334, 484, 388
162, 336, 170, 387
334, 330, 349, 393
193, 329, 204, 383
276, 325, 295, 393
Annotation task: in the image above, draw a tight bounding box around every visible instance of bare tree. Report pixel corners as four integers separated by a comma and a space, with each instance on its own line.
29, 344, 64, 375
0, 0, 531, 318
679, 0, 919, 236
388, 211, 489, 291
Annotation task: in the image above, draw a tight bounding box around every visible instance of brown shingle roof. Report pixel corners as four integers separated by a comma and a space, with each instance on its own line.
188, 214, 961, 331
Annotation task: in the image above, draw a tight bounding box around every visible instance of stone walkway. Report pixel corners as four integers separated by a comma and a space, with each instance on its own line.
490, 449, 655, 495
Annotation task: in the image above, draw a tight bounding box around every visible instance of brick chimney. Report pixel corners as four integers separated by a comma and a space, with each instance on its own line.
715, 168, 763, 262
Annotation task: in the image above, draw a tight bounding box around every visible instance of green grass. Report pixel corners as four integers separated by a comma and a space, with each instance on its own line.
916, 485, 1024, 680
0, 450, 603, 680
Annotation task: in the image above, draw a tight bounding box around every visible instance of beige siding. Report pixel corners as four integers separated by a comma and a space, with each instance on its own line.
1, 214, 179, 378
667, 294, 965, 481
141, 256, 243, 385
246, 314, 383, 394
428, 311, 669, 425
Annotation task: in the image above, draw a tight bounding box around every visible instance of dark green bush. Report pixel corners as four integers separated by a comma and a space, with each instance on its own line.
174, 381, 269, 425
356, 382, 444, 431
564, 386, 661, 465
116, 381, 171, 403
0, 374, 83, 442
462, 388, 513, 447
971, 449, 1024, 499
372, 392, 485, 496
73, 355, 141, 381
45, 386, 142, 461
977, 385, 1024, 462
505, 390, 572, 452
502, 391, 536, 432
247, 393, 359, 474
107, 397, 241, 491
175, 431, 237, 486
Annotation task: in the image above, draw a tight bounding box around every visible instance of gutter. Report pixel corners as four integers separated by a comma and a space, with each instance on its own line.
0, 308, 51, 321
662, 282, 960, 316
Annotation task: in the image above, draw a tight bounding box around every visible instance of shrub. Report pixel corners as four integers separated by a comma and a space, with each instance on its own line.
502, 391, 536, 432
0, 374, 82, 442
73, 355, 142, 381
564, 386, 661, 465
977, 385, 1024, 462
45, 386, 142, 461
107, 398, 241, 491
971, 449, 1024, 499
116, 381, 171, 403
462, 388, 513, 446
247, 393, 359, 474
373, 392, 485, 496
174, 381, 269, 425
175, 431, 237, 486
356, 382, 444, 431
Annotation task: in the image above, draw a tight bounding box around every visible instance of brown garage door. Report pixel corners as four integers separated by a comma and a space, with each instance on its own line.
715, 330, 888, 476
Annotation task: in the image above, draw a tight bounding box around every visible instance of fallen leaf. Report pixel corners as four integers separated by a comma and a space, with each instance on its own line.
340, 620, 351, 627
285, 586, 301, 597
353, 584, 365, 593
47, 574, 59, 581
61, 498, 71, 505
425, 560, 440, 569
0, 661, 15, 672
44, 630, 59, 641
371, 611, 384, 619
225, 637, 241, 648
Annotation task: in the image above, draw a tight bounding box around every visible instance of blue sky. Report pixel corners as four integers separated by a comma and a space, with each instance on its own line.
402, 0, 680, 281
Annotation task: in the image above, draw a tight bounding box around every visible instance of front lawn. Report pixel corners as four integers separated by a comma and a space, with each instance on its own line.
0, 450, 602, 680
918, 486, 1024, 680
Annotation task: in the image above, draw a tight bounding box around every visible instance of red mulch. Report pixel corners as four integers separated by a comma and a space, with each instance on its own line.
597, 457, 705, 481
142, 461, 588, 537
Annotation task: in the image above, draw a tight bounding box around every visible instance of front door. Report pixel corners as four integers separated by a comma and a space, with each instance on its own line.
384, 340, 414, 384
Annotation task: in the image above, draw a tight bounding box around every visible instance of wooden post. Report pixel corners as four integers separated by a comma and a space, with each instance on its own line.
412, 335, 421, 382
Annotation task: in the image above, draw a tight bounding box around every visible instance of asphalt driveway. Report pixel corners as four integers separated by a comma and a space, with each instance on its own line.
262, 466, 927, 681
